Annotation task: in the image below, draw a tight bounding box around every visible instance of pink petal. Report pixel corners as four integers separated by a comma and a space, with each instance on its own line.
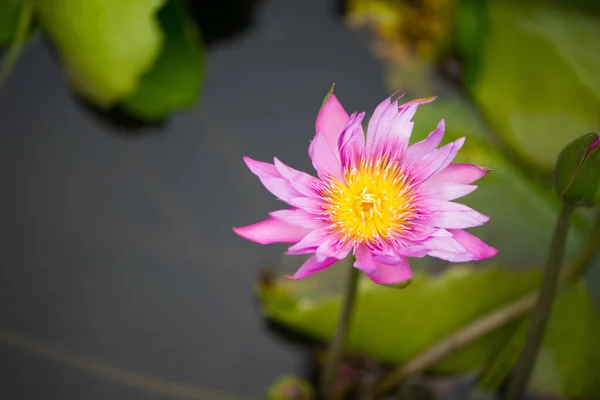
338, 112, 366, 168
354, 244, 377, 273
315, 92, 350, 154
273, 158, 319, 197
365, 94, 398, 153
270, 208, 323, 229
423, 235, 464, 253
425, 200, 490, 229
233, 217, 311, 245
244, 156, 301, 203
289, 196, 324, 214
418, 183, 477, 201
243, 156, 279, 178
367, 96, 437, 158
309, 132, 343, 181
316, 238, 352, 261
286, 254, 338, 280
426, 163, 490, 185
287, 227, 331, 255
403, 119, 445, 166
365, 258, 413, 285
408, 137, 466, 185
449, 229, 498, 260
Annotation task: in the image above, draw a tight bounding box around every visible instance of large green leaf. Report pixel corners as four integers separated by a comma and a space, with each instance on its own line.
120, 0, 205, 121
35, 0, 166, 107
470, 0, 600, 169
259, 268, 600, 397
260, 265, 541, 373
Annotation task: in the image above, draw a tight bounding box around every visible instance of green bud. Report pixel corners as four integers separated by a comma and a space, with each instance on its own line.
555, 132, 600, 207
266, 376, 314, 400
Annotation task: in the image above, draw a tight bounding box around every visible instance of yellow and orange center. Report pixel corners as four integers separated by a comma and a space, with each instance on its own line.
321, 157, 416, 246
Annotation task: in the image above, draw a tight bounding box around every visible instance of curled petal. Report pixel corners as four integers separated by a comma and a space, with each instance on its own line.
309, 133, 343, 181
403, 119, 445, 165
409, 137, 466, 185
233, 218, 311, 245
315, 92, 350, 154
365, 258, 413, 285
287, 254, 338, 280
427, 163, 490, 185
449, 229, 498, 260
338, 112, 366, 168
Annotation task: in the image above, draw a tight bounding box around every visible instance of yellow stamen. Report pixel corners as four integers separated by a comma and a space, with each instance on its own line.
321, 156, 416, 246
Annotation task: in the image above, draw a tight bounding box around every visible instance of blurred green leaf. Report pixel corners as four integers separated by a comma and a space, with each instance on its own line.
479, 282, 600, 398
35, 0, 166, 107
0, 0, 21, 46
470, 0, 600, 169
260, 265, 541, 372
121, 0, 205, 121
260, 269, 600, 397
454, 0, 489, 88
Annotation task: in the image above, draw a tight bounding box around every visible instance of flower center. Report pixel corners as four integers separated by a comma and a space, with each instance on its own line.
321, 156, 416, 246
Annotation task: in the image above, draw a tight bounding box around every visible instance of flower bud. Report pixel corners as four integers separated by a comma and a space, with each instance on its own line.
555, 132, 600, 207
266, 376, 313, 400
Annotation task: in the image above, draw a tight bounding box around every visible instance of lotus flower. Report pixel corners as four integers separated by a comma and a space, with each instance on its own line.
234, 89, 497, 284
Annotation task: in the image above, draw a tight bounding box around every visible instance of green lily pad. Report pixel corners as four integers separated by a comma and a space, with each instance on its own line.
259, 267, 600, 397
35, 0, 166, 107
120, 0, 205, 121
260, 265, 541, 373
470, 0, 600, 170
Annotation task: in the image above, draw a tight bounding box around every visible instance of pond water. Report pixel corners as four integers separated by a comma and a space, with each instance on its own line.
0, 0, 390, 398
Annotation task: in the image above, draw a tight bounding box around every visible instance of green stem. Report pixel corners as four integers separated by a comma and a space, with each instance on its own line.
320, 262, 360, 400
504, 203, 574, 400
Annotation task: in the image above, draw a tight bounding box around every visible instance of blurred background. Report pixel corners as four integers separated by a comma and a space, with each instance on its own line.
0, 0, 598, 399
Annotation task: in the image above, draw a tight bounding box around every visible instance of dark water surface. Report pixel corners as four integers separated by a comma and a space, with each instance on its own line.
0, 0, 387, 398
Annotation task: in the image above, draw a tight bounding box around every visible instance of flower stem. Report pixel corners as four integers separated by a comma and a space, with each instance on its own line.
320, 262, 360, 400
504, 203, 574, 400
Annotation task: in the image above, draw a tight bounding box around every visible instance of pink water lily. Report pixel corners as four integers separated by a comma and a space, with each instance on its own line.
234, 89, 497, 285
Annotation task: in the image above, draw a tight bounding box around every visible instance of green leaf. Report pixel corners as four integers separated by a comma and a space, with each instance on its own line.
260, 269, 600, 397
259, 265, 541, 372
35, 0, 166, 107
120, 0, 205, 121
479, 282, 600, 398
469, 0, 600, 169
0, 0, 21, 46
